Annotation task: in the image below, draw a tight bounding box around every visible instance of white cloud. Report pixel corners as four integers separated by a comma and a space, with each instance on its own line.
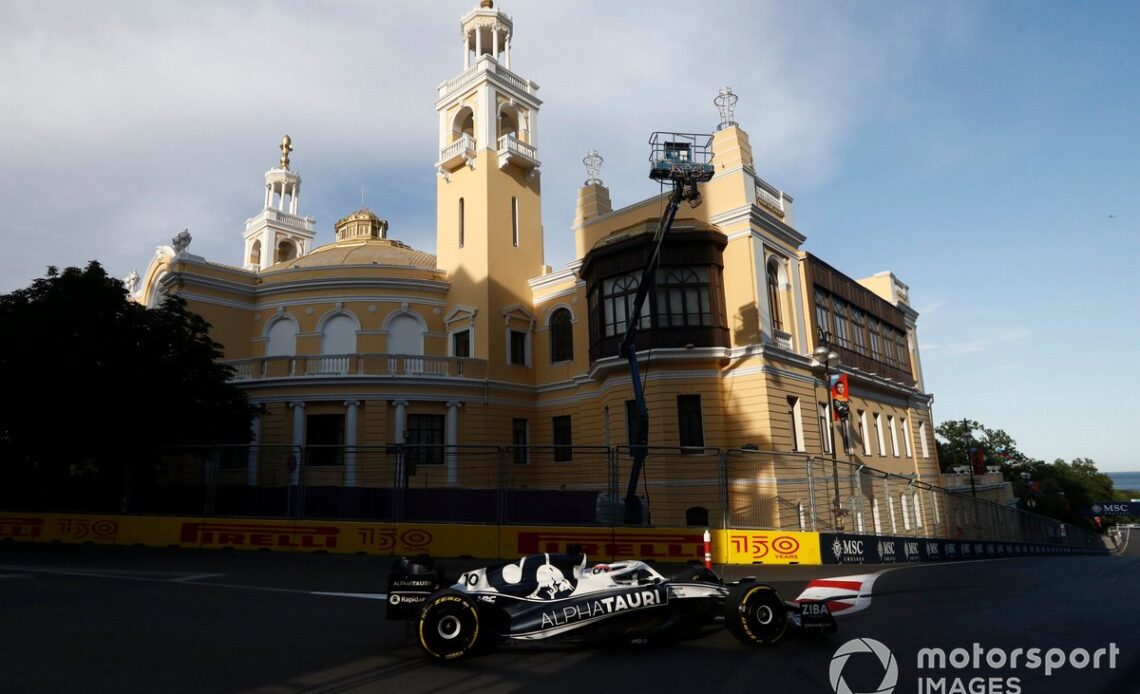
0, 0, 971, 292
940, 329, 1031, 356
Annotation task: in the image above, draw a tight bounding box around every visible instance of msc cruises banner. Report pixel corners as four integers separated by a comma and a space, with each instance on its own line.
1083, 501, 1140, 517
819, 532, 1101, 565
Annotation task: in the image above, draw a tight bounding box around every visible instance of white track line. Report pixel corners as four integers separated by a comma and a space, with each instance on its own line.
0, 563, 388, 599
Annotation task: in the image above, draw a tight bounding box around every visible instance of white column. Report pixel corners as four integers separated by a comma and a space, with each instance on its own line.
492, 24, 499, 60
344, 400, 360, 487
290, 401, 305, 485
262, 232, 272, 268
277, 182, 286, 211
290, 184, 299, 215
264, 183, 271, 208
446, 400, 461, 485
504, 37, 511, 69
393, 400, 409, 443
247, 413, 261, 486
393, 399, 409, 487
475, 23, 482, 57
464, 36, 469, 69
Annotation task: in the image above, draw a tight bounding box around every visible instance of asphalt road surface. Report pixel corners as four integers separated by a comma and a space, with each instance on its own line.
1, 532, 1136, 694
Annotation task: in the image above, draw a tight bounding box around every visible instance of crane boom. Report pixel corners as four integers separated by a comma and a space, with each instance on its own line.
621, 132, 714, 524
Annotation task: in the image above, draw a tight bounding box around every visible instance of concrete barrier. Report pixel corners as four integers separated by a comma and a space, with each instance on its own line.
0, 512, 1106, 565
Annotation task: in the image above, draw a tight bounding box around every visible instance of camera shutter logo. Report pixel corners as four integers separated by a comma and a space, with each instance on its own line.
1091, 504, 1103, 514
832, 538, 844, 560
830, 637, 898, 694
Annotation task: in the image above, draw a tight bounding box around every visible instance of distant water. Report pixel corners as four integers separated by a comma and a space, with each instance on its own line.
1108, 471, 1140, 493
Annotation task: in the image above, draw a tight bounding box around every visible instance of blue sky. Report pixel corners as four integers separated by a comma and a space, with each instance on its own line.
2, 1, 1137, 469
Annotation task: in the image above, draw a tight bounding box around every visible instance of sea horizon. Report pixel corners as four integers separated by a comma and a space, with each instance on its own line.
1108, 471, 1140, 493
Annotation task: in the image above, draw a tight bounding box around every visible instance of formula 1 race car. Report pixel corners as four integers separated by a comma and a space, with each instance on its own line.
386, 553, 837, 661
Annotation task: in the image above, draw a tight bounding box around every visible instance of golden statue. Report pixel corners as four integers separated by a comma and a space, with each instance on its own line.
279, 134, 293, 169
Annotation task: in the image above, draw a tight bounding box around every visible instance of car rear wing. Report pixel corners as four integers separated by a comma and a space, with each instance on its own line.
386, 555, 444, 620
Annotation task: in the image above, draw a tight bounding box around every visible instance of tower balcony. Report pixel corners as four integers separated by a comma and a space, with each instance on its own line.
497, 134, 539, 171
438, 134, 477, 172
437, 55, 538, 100
225, 353, 488, 381
244, 208, 316, 234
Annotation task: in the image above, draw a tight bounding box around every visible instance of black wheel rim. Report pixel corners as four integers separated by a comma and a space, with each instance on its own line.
421, 596, 479, 659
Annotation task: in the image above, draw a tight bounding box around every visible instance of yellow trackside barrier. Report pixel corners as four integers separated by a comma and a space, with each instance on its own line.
0, 512, 824, 565
717, 529, 822, 565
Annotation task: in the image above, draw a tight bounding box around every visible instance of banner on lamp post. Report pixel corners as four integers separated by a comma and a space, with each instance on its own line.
830, 374, 850, 421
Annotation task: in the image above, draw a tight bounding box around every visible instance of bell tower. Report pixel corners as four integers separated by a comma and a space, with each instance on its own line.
435, 1, 544, 365
242, 135, 316, 271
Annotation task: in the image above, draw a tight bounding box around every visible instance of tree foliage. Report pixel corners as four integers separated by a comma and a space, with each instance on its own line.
935, 418, 1125, 526
0, 262, 255, 504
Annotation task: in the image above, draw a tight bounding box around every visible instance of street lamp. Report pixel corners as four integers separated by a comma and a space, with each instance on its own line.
961, 423, 981, 539
813, 334, 842, 529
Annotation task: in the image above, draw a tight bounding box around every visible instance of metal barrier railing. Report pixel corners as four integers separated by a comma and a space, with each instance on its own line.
0, 444, 1102, 549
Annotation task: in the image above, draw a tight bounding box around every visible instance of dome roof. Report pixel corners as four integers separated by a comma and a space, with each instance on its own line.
336, 208, 383, 226
272, 238, 437, 270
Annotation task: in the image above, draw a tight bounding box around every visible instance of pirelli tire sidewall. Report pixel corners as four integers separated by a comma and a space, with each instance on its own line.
725, 583, 788, 647
418, 590, 484, 661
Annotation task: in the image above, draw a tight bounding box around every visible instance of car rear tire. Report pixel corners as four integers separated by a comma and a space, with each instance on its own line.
418, 591, 483, 661
725, 583, 787, 647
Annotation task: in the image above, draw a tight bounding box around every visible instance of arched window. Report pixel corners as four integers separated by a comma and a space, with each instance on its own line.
266, 317, 298, 357
766, 259, 783, 332
386, 313, 424, 355
511, 197, 519, 247
602, 274, 641, 337
249, 240, 262, 267
657, 267, 712, 327
549, 308, 573, 362
452, 107, 474, 141
498, 105, 519, 140
318, 313, 357, 374
276, 239, 297, 263
321, 314, 357, 355
458, 197, 465, 248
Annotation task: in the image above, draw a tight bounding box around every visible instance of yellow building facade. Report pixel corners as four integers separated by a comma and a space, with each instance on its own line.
136, 2, 943, 527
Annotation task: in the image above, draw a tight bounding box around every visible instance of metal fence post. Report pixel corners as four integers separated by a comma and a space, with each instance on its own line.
496, 446, 508, 526
805, 458, 818, 531
718, 451, 730, 530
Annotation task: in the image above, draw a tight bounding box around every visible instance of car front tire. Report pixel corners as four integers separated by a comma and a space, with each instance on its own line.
418, 591, 483, 661
725, 583, 787, 647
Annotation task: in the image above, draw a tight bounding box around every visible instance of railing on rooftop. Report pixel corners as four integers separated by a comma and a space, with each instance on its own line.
224, 354, 488, 381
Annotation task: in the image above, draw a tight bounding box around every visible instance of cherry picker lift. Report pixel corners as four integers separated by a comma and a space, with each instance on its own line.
622, 132, 715, 524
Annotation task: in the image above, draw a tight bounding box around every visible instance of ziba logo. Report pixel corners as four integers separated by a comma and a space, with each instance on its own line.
830, 637, 898, 694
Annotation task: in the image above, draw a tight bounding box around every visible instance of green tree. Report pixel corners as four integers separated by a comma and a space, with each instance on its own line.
0, 262, 255, 509
935, 418, 1127, 527
935, 419, 1035, 473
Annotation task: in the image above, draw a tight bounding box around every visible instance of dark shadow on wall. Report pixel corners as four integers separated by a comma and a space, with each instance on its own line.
734, 302, 760, 346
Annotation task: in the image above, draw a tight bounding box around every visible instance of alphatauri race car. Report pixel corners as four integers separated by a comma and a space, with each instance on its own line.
386, 553, 837, 661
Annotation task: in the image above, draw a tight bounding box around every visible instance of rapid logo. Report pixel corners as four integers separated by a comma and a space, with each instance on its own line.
534, 586, 668, 631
